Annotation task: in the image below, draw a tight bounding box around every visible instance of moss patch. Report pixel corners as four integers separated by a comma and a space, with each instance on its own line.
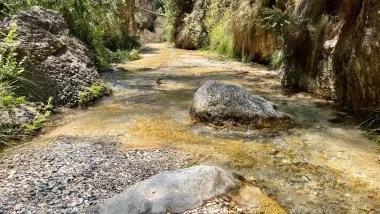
78, 81, 112, 107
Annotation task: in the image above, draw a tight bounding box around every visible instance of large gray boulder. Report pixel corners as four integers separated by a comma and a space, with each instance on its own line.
190, 80, 291, 128
0, 7, 99, 107
85, 166, 241, 214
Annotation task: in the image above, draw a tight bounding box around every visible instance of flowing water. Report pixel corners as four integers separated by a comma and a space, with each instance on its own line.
7, 44, 380, 213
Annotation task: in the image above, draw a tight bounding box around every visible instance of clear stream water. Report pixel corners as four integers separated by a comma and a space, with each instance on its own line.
8, 44, 380, 213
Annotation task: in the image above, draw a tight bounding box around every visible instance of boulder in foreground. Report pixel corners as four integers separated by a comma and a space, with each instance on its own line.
190, 80, 291, 128
85, 166, 241, 214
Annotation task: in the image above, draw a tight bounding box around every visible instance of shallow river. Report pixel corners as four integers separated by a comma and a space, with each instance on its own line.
11, 43, 380, 213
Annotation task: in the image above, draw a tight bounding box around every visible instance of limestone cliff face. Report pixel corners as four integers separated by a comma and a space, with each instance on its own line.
170, 0, 278, 62
0, 7, 99, 107
334, 0, 380, 111
281, 0, 380, 112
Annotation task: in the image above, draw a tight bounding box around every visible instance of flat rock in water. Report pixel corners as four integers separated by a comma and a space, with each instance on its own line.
85, 166, 241, 214
190, 80, 291, 128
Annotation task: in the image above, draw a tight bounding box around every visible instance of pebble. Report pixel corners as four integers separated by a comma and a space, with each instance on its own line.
14, 204, 23, 211
0, 139, 187, 213
184, 196, 241, 214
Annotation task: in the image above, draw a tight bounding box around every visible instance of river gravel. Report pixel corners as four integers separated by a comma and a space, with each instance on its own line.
0, 138, 188, 214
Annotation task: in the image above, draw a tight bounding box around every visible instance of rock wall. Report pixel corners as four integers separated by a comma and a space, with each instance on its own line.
168, 0, 280, 62
167, 0, 380, 111
0, 7, 100, 107
281, 0, 380, 112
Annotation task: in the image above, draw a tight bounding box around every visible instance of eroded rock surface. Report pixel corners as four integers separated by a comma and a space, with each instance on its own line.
0, 106, 36, 127
190, 80, 291, 128
0, 7, 99, 107
281, 0, 380, 112
86, 166, 241, 214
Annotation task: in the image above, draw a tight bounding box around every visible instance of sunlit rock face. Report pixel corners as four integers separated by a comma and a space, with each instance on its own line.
190, 80, 291, 128
281, 0, 380, 112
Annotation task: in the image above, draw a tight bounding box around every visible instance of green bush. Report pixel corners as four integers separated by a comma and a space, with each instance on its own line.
78, 81, 112, 107
0, 21, 52, 147
269, 50, 283, 70
360, 107, 380, 144
205, 0, 233, 56
109, 49, 141, 63
0, 20, 25, 108
129, 49, 141, 61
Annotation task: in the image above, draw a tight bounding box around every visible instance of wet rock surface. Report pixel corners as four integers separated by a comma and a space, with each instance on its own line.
0, 7, 99, 107
86, 166, 241, 214
190, 80, 291, 128
183, 196, 241, 214
0, 139, 187, 213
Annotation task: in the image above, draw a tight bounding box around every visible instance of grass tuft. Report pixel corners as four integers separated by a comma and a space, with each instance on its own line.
78, 81, 112, 107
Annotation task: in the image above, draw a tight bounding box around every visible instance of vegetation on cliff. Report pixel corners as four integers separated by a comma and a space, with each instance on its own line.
163, 0, 380, 142
1, 0, 140, 68
0, 22, 52, 147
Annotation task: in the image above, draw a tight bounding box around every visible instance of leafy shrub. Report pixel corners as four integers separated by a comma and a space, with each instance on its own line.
78, 81, 112, 107
0, 21, 52, 147
164, 0, 194, 43
0, 20, 25, 108
129, 49, 141, 61
109, 49, 141, 63
360, 107, 380, 144
205, 0, 235, 58
269, 50, 283, 70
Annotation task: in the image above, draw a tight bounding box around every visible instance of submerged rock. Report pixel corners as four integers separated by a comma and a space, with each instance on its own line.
190, 80, 291, 128
0, 7, 99, 107
85, 166, 241, 214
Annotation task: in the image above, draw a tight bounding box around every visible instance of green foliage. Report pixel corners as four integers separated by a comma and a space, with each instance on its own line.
109, 50, 132, 63
78, 81, 112, 107
0, 20, 25, 108
205, 0, 235, 58
0, 20, 25, 87
129, 49, 141, 61
109, 49, 141, 63
0, 22, 53, 147
185, 159, 198, 168
4, 0, 140, 68
164, 0, 193, 43
269, 50, 283, 70
22, 97, 53, 134
260, 6, 289, 37
360, 107, 380, 144
178, 11, 204, 48
203, 0, 238, 58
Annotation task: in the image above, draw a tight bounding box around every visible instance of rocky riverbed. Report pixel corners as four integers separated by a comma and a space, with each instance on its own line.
0, 138, 188, 213
1, 43, 380, 213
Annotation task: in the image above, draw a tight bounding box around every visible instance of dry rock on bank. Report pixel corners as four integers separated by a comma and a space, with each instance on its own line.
0, 7, 99, 107
190, 80, 291, 128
